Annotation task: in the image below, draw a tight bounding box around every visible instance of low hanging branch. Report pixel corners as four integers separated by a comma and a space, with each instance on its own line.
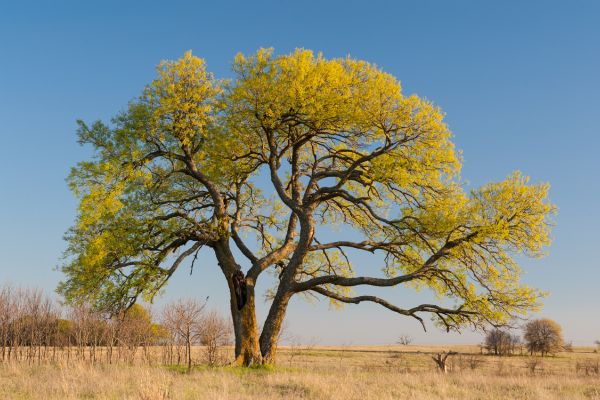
309, 286, 477, 332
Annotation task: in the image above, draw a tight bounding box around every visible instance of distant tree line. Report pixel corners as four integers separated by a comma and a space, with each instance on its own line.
0, 285, 230, 367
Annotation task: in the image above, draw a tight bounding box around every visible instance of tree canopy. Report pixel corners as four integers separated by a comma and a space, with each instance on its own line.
60, 49, 555, 364
523, 318, 563, 356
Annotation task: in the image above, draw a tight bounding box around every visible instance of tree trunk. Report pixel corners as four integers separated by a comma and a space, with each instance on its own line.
214, 241, 263, 366
260, 213, 314, 364
186, 336, 192, 372
259, 290, 291, 364
231, 282, 262, 366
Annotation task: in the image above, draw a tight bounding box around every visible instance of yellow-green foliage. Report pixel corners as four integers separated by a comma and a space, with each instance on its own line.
145, 51, 222, 147
61, 49, 555, 330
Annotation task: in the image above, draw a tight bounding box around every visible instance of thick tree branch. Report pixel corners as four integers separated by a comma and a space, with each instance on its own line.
310, 286, 426, 330
311, 286, 476, 332
295, 231, 479, 292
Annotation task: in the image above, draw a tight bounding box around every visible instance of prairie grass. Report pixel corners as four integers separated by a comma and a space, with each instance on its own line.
1, 345, 599, 399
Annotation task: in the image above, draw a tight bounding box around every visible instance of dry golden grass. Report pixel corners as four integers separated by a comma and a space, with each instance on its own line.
1, 345, 599, 399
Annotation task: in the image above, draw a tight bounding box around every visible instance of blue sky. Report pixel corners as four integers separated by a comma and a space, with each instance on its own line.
0, 0, 598, 345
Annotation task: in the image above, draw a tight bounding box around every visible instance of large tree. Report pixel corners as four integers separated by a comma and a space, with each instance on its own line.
60, 49, 555, 365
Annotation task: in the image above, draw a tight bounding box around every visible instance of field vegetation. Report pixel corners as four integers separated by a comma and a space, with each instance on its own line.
2, 284, 599, 398
1, 344, 599, 399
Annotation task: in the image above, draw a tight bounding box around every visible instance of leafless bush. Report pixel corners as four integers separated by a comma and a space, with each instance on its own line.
284, 335, 318, 368
0, 285, 61, 364
459, 355, 484, 370
161, 298, 207, 372
116, 304, 156, 364
563, 341, 574, 352
397, 334, 413, 346
525, 357, 543, 374
576, 359, 599, 376
285, 336, 303, 367
0, 284, 235, 368
68, 304, 105, 363
200, 310, 232, 366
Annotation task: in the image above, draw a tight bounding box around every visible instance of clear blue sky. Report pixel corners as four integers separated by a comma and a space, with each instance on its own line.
1, 0, 598, 345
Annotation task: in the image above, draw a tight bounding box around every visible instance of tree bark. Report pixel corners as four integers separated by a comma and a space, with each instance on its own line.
259, 213, 314, 363
259, 290, 291, 363
214, 240, 262, 366
186, 335, 192, 372
231, 282, 262, 366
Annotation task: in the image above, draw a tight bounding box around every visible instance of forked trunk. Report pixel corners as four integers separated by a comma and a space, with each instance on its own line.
215, 241, 263, 366
214, 229, 299, 366
229, 276, 291, 365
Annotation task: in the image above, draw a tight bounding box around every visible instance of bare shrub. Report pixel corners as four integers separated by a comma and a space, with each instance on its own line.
396, 334, 413, 346
285, 336, 303, 367
68, 304, 105, 363
0, 284, 233, 368
459, 355, 484, 370
161, 299, 207, 372
117, 304, 156, 364
284, 335, 318, 368
563, 341, 574, 352
0, 286, 62, 364
525, 357, 543, 374
200, 310, 232, 366
576, 359, 599, 376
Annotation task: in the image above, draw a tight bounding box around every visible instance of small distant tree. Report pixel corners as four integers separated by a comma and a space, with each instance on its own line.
594, 340, 600, 352
523, 319, 563, 357
397, 334, 413, 346
162, 299, 207, 372
201, 310, 232, 366
484, 329, 520, 356
525, 357, 543, 374
117, 304, 155, 363
563, 341, 574, 352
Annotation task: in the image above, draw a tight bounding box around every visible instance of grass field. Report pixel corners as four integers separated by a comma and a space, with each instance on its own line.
1, 345, 599, 399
